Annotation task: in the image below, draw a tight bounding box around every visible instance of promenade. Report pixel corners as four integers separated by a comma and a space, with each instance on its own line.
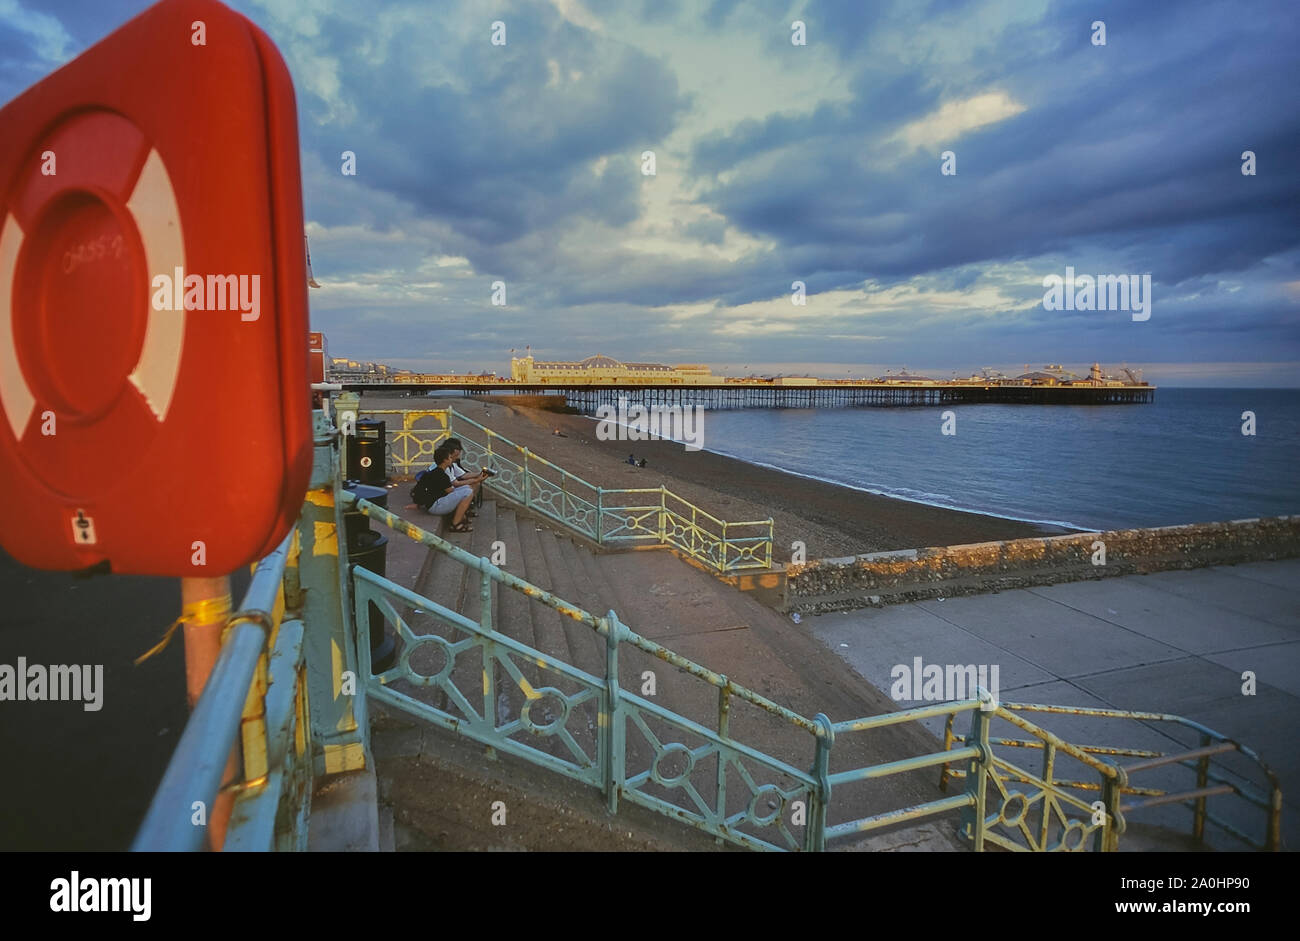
808, 560, 1300, 849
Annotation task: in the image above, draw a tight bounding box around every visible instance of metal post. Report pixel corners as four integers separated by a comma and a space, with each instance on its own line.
180, 575, 236, 849
1268, 785, 1282, 851
1041, 741, 1056, 849
300, 410, 370, 777
962, 697, 991, 851
1097, 772, 1121, 852
596, 489, 604, 546
523, 447, 532, 509
1192, 733, 1209, 843
481, 564, 497, 759
807, 714, 833, 851
603, 611, 624, 814
717, 681, 731, 833
938, 712, 956, 793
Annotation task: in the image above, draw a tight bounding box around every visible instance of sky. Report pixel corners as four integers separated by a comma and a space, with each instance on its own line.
3, 0, 1298, 386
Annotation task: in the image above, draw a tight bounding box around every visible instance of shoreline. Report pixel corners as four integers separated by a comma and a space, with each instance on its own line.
615, 431, 1092, 533
364, 393, 1078, 561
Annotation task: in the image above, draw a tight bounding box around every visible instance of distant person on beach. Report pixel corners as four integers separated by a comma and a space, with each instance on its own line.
627, 453, 636, 465
411, 444, 474, 532
638, 458, 647, 468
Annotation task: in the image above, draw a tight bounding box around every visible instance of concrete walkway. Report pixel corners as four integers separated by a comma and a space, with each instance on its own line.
806, 559, 1300, 850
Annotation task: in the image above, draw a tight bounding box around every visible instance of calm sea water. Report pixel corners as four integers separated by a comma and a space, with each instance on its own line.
685, 389, 1300, 531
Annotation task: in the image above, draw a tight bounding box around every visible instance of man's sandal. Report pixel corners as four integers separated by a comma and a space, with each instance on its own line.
450, 521, 473, 533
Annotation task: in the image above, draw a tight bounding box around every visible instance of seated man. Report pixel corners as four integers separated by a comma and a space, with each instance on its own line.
410, 444, 474, 532
443, 437, 491, 512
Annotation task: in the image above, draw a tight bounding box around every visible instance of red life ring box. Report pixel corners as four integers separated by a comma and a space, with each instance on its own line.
0, 0, 313, 576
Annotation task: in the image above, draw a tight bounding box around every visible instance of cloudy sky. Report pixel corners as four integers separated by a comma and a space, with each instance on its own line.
4, 0, 1298, 384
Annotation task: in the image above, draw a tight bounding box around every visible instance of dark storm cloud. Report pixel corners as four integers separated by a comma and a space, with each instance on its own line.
288, 2, 687, 274
5, 0, 1297, 377
691, 0, 1300, 299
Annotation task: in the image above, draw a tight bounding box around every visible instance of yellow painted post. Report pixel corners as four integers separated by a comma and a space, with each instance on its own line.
180, 575, 237, 850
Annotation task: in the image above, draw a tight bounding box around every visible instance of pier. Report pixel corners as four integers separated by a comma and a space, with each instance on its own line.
343, 380, 1156, 411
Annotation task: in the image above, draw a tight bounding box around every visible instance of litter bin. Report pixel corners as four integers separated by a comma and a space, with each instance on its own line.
342, 481, 396, 672
346, 418, 387, 485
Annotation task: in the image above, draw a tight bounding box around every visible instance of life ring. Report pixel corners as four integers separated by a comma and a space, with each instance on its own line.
0, 109, 184, 496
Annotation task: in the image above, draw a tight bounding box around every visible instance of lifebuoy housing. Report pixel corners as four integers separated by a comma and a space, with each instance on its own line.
0, 0, 313, 576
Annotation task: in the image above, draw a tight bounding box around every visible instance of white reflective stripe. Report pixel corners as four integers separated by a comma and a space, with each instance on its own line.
126, 149, 185, 421
0, 214, 36, 440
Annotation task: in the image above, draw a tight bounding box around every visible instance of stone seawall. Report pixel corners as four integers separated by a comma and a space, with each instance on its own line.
785, 516, 1300, 614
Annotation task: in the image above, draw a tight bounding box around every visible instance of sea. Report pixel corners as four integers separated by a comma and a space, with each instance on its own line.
681, 388, 1299, 532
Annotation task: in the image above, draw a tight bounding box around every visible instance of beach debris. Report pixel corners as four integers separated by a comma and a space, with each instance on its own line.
790, 612, 802, 624
839, 643, 848, 648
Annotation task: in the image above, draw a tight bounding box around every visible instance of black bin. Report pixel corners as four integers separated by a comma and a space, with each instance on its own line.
342, 481, 395, 672
347, 418, 387, 485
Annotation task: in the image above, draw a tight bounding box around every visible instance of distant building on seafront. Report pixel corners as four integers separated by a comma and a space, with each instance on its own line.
510, 353, 717, 385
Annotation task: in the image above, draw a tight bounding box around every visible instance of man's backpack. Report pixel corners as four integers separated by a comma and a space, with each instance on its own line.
411, 469, 438, 509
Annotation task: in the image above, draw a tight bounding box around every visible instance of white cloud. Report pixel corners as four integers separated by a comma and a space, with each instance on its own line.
891, 90, 1026, 152
0, 0, 74, 62
549, 0, 603, 34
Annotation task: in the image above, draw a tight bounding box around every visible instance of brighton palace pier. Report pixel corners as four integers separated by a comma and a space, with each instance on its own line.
339, 355, 1156, 409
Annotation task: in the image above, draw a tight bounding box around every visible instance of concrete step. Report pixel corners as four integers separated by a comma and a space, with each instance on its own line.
534, 532, 602, 762
402, 518, 467, 716
589, 551, 727, 733
493, 506, 545, 729
307, 768, 381, 852
417, 534, 466, 614
543, 532, 606, 681
493, 507, 537, 651
513, 513, 571, 667
447, 500, 498, 725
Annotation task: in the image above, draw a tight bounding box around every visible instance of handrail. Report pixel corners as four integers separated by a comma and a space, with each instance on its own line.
358, 405, 774, 572
133, 532, 294, 851
339, 492, 816, 735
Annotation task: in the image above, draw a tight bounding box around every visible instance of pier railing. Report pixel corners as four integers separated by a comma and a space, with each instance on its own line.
357, 405, 773, 572
939, 702, 1282, 851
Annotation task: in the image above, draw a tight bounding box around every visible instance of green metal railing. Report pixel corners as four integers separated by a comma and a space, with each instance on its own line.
357, 406, 772, 572
939, 702, 1283, 851
341, 493, 1283, 852
343, 490, 817, 850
